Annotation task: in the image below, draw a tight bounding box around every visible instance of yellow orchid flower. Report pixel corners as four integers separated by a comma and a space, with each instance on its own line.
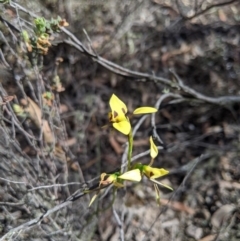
99, 173, 120, 186
134, 163, 172, 204
133, 163, 172, 189
89, 172, 122, 207
142, 165, 173, 204
104, 169, 142, 187
109, 94, 157, 135
109, 94, 131, 135
89, 170, 142, 207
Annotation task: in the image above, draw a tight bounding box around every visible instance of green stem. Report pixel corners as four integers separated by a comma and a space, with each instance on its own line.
127, 130, 133, 170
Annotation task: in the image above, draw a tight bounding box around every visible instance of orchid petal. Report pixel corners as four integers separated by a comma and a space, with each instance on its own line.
143, 166, 169, 179
113, 120, 131, 135
153, 183, 161, 205
133, 107, 157, 115
150, 136, 158, 159
150, 179, 173, 191
109, 94, 128, 121
118, 169, 142, 182
89, 194, 98, 207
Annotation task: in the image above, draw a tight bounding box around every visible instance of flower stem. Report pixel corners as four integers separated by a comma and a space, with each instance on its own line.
127, 130, 133, 170
149, 158, 154, 166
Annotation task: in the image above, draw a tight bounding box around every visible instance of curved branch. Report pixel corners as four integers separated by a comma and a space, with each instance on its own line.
169, 69, 240, 106
60, 29, 240, 107
187, 0, 238, 20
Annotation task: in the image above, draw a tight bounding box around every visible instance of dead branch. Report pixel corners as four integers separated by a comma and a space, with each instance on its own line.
60, 29, 240, 107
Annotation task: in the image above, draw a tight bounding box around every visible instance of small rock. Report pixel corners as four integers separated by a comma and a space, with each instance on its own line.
211, 204, 236, 229
186, 224, 203, 240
